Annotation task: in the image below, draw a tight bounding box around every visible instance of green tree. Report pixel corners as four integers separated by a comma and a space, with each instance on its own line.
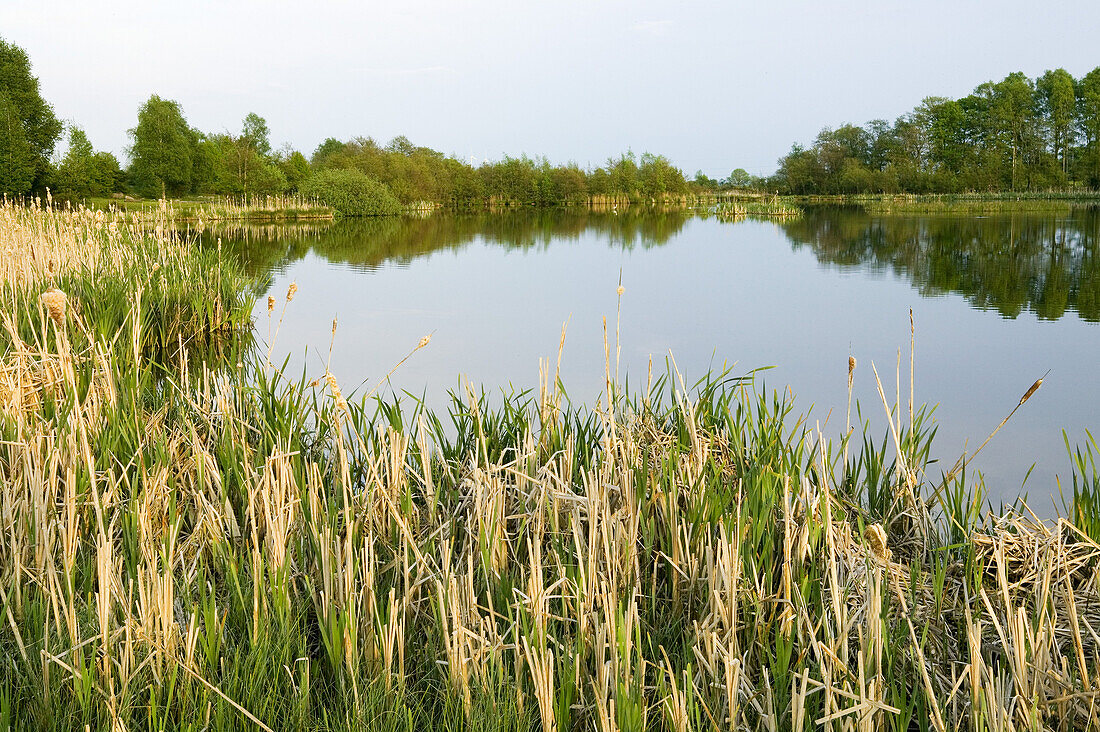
0, 91, 35, 195
0, 38, 62, 190
88, 152, 122, 196
276, 147, 311, 192
723, 168, 754, 188
991, 72, 1038, 189
1078, 67, 1100, 187
53, 125, 95, 199
241, 112, 271, 157
128, 95, 194, 197
1037, 68, 1076, 176
925, 97, 967, 176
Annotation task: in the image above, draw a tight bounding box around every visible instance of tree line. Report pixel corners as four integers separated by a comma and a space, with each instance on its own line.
7, 35, 1100, 205
0, 37, 699, 208
772, 68, 1100, 194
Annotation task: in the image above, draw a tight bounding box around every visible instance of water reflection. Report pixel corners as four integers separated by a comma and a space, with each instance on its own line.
216, 208, 694, 283
779, 207, 1100, 321
216, 206, 1100, 323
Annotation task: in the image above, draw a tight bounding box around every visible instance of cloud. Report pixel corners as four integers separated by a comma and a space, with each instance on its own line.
629, 19, 672, 36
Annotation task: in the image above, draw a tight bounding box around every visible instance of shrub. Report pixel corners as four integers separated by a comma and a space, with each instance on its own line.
300, 168, 402, 217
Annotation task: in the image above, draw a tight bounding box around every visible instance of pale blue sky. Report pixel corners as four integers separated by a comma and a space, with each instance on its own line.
2, 0, 1098, 177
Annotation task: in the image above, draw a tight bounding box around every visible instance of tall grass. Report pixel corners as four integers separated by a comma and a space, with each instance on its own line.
716, 199, 803, 219
85, 194, 335, 223
3, 201, 1100, 731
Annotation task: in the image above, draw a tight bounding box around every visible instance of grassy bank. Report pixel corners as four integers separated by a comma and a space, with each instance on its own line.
777, 192, 1100, 216
4, 201, 1100, 731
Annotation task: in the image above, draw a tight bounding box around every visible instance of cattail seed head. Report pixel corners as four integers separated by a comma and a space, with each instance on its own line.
324, 372, 348, 412
40, 287, 68, 327
847, 356, 856, 388
616, 285, 625, 297
418, 334, 432, 350
267, 295, 275, 313
1019, 376, 1044, 406
864, 523, 890, 562
286, 282, 298, 302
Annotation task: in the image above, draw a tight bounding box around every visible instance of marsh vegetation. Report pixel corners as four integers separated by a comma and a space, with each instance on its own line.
3, 201, 1100, 732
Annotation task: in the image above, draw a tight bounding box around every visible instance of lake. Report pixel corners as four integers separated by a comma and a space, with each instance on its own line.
216, 206, 1100, 509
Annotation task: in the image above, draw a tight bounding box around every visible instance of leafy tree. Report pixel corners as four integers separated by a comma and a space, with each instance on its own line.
925, 98, 968, 175
0, 91, 35, 195
723, 168, 754, 188
53, 125, 95, 198
1079, 67, 1100, 187
693, 170, 719, 189
0, 38, 62, 190
52, 126, 123, 199
276, 147, 311, 192
1037, 68, 1076, 176
128, 95, 194, 197
638, 153, 686, 198
991, 73, 1038, 189
240, 112, 271, 157
89, 152, 122, 196
607, 152, 639, 199
312, 138, 349, 167
214, 115, 286, 196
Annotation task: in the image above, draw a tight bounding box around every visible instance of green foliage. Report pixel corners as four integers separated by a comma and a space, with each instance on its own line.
299, 168, 402, 217
779, 204, 1100, 321
276, 149, 311, 192
127, 95, 197, 198
309, 136, 696, 208
773, 66, 1100, 194
52, 126, 121, 199
0, 37, 62, 190
0, 91, 35, 196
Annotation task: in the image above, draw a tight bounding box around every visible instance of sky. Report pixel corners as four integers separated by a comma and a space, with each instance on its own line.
2, 0, 1099, 178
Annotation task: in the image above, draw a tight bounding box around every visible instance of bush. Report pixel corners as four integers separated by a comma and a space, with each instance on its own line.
300, 168, 402, 217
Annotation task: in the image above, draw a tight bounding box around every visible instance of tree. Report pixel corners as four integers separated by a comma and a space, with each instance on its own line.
991, 72, 1038, 189
0, 92, 35, 195
53, 125, 95, 199
724, 168, 754, 188
638, 153, 686, 199
216, 114, 285, 196
1037, 68, 1076, 175
1078, 67, 1100, 187
240, 113, 271, 157
0, 38, 62, 190
276, 147, 311, 192
128, 95, 194, 197
88, 152, 122, 196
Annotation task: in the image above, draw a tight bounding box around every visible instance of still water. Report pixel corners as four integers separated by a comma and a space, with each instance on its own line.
219, 207, 1100, 507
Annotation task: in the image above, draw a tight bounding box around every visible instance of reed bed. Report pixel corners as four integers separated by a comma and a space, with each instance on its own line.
3, 203, 1100, 731
778, 192, 1100, 215
86, 195, 335, 224
861, 198, 1079, 216
716, 199, 804, 220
